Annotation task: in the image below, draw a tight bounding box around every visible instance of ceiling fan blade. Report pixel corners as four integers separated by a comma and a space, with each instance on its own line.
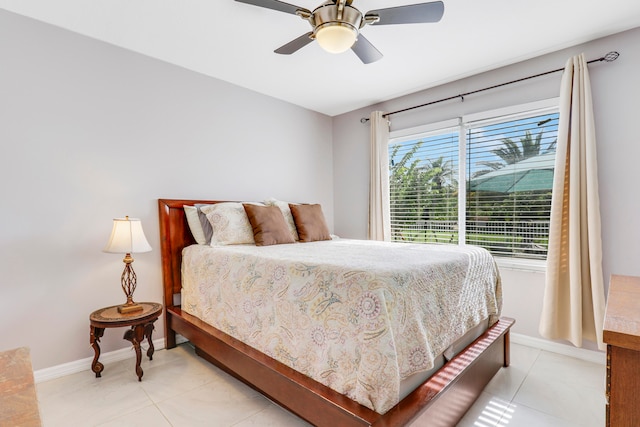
275, 32, 314, 54
351, 34, 383, 64
366, 1, 444, 25
235, 0, 308, 15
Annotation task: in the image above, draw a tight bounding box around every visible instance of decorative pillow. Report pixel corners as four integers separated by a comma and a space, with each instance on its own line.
194, 203, 214, 244
289, 203, 331, 242
243, 204, 296, 246
200, 203, 256, 246
264, 197, 299, 241
184, 205, 206, 245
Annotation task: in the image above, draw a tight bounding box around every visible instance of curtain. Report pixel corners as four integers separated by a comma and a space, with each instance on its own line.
539, 53, 606, 350
368, 111, 391, 241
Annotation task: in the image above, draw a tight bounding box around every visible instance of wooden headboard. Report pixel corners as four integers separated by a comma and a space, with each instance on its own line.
158, 199, 224, 310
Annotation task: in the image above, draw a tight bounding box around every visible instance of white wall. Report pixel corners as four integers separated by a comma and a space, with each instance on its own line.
0, 10, 333, 370
332, 27, 640, 346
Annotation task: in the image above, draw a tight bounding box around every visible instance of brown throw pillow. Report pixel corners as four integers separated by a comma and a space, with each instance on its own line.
243, 204, 295, 246
289, 203, 331, 242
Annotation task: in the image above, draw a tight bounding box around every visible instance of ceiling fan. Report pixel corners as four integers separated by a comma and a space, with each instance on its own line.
235, 0, 445, 64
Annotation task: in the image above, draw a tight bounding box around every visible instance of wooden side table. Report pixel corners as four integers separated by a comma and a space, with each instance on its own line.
89, 302, 162, 381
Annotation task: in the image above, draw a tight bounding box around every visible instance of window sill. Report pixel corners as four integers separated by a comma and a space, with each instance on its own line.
494, 256, 546, 273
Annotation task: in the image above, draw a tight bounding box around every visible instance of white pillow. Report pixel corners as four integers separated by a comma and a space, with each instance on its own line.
184, 205, 206, 245
264, 198, 299, 241
200, 202, 257, 246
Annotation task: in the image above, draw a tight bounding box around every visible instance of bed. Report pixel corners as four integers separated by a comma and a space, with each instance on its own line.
158, 198, 514, 426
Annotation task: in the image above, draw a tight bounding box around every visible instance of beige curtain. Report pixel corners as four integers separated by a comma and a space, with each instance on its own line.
539, 53, 606, 350
368, 111, 391, 241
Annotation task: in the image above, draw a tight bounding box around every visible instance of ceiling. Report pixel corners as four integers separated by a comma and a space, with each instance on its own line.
2, 0, 640, 116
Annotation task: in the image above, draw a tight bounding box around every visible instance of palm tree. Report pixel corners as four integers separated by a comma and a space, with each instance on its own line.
473, 130, 544, 178
494, 130, 542, 164
420, 156, 457, 224
422, 156, 455, 192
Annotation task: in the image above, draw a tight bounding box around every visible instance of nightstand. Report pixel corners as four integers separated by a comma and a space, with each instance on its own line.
89, 302, 162, 381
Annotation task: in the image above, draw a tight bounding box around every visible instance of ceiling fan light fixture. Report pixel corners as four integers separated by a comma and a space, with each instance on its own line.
315, 23, 357, 54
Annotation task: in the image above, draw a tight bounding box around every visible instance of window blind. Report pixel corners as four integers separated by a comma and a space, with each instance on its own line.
388, 101, 559, 261
389, 127, 459, 244
466, 112, 558, 259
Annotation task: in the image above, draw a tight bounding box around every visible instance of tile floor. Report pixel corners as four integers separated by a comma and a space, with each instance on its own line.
36, 342, 605, 426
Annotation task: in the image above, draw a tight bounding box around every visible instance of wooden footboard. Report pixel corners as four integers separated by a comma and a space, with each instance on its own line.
158, 199, 514, 426
170, 305, 512, 426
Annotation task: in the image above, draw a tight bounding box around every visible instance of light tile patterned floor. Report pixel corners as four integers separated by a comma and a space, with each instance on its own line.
456, 343, 605, 427
35, 343, 605, 426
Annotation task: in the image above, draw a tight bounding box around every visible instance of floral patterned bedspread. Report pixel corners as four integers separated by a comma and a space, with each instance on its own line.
181, 239, 501, 414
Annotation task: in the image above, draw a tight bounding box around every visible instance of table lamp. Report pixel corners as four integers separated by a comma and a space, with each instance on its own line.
103, 216, 152, 314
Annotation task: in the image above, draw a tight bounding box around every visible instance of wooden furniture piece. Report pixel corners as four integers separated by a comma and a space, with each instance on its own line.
0, 347, 42, 427
158, 198, 514, 427
90, 302, 162, 381
604, 274, 640, 427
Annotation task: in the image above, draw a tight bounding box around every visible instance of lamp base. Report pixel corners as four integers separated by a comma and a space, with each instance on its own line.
118, 303, 143, 314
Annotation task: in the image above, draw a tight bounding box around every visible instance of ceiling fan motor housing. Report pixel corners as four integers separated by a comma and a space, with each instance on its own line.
311, 2, 363, 38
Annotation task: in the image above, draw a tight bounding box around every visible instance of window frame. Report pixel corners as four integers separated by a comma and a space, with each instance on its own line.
388, 98, 559, 272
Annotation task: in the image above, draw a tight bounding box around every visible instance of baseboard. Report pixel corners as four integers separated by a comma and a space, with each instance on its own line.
511, 333, 606, 365
33, 338, 166, 384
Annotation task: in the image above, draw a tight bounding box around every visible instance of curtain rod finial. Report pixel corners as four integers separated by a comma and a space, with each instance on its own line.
604, 51, 619, 62
361, 117, 370, 124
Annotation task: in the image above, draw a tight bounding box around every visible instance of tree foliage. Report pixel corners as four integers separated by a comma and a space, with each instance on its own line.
389, 141, 457, 231
473, 130, 548, 178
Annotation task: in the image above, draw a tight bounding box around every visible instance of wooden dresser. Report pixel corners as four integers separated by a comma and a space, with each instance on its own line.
603, 274, 640, 427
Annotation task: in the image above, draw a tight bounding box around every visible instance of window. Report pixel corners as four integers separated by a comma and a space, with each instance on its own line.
388, 100, 559, 261
389, 120, 460, 245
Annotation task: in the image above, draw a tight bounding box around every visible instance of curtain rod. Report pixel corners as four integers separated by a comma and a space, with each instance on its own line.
360, 51, 620, 123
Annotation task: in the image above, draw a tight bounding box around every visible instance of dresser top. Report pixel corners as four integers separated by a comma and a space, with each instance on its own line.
604, 274, 640, 350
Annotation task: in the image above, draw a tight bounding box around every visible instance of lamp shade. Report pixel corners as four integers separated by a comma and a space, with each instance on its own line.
315, 24, 357, 54
103, 217, 152, 254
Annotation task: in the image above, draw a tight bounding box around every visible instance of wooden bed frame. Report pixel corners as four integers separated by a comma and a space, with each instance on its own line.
158, 198, 514, 426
